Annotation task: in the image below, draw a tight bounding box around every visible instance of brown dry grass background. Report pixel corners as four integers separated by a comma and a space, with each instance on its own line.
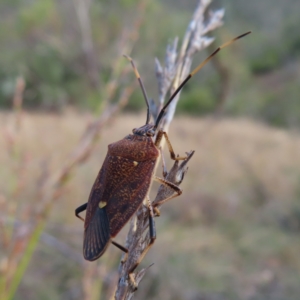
2, 110, 300, 299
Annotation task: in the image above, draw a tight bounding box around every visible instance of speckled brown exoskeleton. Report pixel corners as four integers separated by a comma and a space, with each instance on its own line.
75, 32, 251, 265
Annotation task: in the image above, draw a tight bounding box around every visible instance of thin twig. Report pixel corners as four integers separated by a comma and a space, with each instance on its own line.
115, 1, 224, 299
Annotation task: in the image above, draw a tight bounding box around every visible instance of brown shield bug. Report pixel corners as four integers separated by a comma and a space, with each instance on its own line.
75, 31, 251, 262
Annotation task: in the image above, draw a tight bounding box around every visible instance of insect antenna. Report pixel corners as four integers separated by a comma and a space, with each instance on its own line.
153, 31, 252, 131
124, 55, 151, 125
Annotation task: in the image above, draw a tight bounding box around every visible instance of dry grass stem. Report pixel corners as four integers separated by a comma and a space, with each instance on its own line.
115, 1, 224, 298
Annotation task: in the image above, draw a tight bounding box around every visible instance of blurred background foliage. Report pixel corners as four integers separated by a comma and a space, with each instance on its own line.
1, 0, 300, 127
1, 1, 300, 300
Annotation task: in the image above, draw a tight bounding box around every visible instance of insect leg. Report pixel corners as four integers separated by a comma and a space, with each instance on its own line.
147, 197, 156, 242
75, 203, 87, 222
111, 240, 129, 263
111, 240, 128, 253
154, 176, 182, 195
153, 176, 182, 208
159, 146, 168, 178
155, 130, 188, 161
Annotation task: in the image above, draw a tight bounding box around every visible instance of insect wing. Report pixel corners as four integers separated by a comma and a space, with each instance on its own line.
83, 206, 110, 261
105, 157, 156, 237
83, 155, 111, 261
83, 137, 157, 260
84, 155, 110, 229
83, 153, 155, 259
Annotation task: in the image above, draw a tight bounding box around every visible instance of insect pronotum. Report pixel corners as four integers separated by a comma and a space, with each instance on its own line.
75, 31, 251, 268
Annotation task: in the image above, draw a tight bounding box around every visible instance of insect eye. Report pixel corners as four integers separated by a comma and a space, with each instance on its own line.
146, 129, 154, 136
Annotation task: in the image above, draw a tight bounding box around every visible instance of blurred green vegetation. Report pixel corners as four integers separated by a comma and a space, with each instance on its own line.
1, 0, 300, 127
2, 1, 300, 300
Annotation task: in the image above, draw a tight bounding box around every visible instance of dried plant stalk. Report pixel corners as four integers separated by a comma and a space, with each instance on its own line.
115, 1, 224, 299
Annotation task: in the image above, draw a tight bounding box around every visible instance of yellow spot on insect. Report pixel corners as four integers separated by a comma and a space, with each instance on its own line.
133, 161, 138, 166
99, 201, 107, 208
